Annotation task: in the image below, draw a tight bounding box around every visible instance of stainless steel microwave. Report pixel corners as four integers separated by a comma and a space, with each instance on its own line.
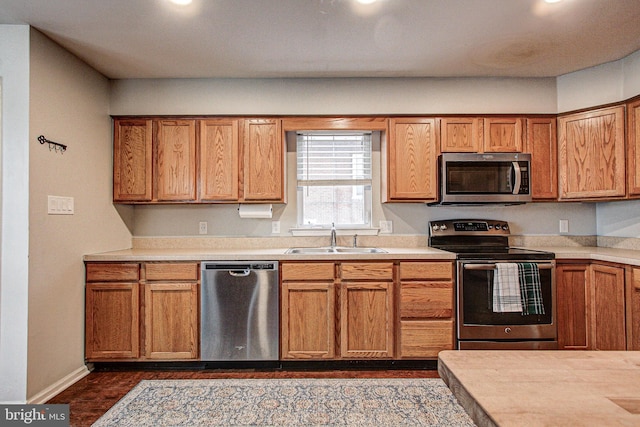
436, 152, 532, 204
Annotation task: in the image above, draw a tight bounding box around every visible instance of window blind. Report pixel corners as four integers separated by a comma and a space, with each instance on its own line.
296, 132, 372, 185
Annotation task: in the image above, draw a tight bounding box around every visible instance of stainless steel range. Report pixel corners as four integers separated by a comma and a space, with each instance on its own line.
429, 219, 557, 350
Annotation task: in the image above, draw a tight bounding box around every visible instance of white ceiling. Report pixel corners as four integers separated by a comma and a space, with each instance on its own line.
1, 0, 639, 79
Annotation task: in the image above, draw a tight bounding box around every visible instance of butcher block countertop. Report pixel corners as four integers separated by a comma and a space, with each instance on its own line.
438, 350, 640, 427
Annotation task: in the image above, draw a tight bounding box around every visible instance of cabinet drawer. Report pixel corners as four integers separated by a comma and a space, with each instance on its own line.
145, 263, 199, 281
399, 262, 453, 281
400, 282, 453, 318
86, 263, 139, 282
340, 262, 393, 280
399, 320, 454, 358
281, 263, 335, 281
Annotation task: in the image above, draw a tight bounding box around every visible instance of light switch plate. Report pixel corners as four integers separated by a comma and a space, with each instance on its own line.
48, 195, 74, 215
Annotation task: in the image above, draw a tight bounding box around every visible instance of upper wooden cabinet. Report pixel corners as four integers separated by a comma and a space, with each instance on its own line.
439, 117, 523, 153
483, 117, 523, 152
439, 117, 482, 152
113, 120, 153, 202
242, 119, 284, 201
384, 118, 438, 202
558, 106, 626, 200
155, 120, 197, 201
627, 98, 640, 196
113, 117, 284, 203
525, 118, 558, 200
199, 119, 240, 201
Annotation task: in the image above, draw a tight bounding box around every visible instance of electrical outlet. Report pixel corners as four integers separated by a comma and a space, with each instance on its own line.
559, 219, 569, 234
379, 220, 393, 234
199, 221, 208, 235
271, 221, 281, 234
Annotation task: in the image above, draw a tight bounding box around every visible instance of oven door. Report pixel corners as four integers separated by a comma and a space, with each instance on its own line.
457, 260, 556, 345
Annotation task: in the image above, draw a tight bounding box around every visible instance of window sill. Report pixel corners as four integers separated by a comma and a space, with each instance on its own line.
289, 228, 380, 237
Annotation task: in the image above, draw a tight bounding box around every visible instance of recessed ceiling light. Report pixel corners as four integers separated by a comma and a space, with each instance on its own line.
169, 0, 192, 5
544, 0, 562, 3
356, 0, 377, 4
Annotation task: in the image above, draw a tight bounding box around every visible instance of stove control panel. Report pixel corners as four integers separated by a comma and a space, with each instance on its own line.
429, 219, 510, 236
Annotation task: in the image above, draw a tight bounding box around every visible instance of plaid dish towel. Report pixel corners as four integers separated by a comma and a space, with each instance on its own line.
517, 262, 545, 315
492, 263, 523, 312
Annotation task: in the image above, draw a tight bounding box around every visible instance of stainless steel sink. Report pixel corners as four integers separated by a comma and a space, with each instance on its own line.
334, 247, 387, 253
285, 247, 387, 254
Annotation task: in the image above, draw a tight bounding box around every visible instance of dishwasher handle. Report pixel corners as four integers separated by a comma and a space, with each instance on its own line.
229, 269, 251, 277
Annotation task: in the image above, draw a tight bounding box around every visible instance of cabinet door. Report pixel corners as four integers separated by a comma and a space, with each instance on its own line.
85, 283, 139, 359
558, 106, 625, 200
526, 118, 558, 200
386, 118, 438, 201
590, 264, 626, 350
281, 282, 335, 359
155, 119, 197, 201
113, 119, 153, 202
627, 99, 640, 196
242, 119, 283, 201
556, 263, 590, 350
143, 283, 199, 359
628, 267, 640, 350
340, 282, 394, 358
439, 117, 482, 152
483, 117, 523, 152
200, 119, 240, 201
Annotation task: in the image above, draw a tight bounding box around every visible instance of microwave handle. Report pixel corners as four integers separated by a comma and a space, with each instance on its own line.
511, 162, 521, 194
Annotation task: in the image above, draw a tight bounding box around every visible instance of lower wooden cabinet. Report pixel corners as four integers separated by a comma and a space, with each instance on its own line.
627, 267, 640, 350
397, 262, 454, 359
590, 264, 626, 350
281, 260, 455, 361
85, 282, 140, 359
556, 261, 626, 350
85, 262, 199, 361
280, 263, 336, 359
143, 282, 198, 359
556, 263, 590, 350
340, 281, 394, 358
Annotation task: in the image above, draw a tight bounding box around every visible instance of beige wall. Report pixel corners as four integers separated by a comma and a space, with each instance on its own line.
27, 29, 132, 401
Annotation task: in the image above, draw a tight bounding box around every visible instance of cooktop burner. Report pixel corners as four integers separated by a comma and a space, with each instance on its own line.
428, 219, 555, 261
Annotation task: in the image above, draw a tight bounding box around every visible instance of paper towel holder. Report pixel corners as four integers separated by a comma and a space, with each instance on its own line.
238, 204, 273, 219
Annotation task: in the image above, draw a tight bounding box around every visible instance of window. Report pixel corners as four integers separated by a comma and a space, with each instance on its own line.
296, 131, 372, 228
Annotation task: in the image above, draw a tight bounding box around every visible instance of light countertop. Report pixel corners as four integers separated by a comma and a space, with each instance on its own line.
83, 246, 455, 262
438, 350, 640, 427
84, 243, 640, 266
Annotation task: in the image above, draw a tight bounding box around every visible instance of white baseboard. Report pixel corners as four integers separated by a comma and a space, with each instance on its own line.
28, 365, 92, 404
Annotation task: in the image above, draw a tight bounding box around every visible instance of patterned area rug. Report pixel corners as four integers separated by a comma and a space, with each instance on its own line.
92, 378, 475, 426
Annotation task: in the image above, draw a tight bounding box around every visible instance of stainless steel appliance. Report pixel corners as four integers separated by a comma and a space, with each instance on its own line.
434, 152, 532, 205
201, 261, 279, 361
429, 219, 556, 349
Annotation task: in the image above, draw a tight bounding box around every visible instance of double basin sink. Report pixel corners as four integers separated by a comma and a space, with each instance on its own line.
286, 246, 387, 254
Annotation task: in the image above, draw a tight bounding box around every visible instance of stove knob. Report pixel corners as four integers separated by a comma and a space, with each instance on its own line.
488, 224, 493, 229
432, 224, 440, 231
440, 224, 447, 230
502, 225, 509, 230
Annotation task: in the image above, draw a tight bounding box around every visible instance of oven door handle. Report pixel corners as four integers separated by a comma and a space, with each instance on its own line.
463, 263, 554, 270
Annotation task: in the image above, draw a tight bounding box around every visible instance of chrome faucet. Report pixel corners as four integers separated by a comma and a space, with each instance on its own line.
330, 223, 337, 247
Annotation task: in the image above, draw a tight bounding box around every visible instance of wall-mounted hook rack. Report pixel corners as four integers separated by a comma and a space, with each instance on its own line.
38, 135, 67, 153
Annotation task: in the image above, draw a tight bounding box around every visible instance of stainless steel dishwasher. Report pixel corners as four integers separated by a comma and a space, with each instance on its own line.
200, 261, 279, 361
